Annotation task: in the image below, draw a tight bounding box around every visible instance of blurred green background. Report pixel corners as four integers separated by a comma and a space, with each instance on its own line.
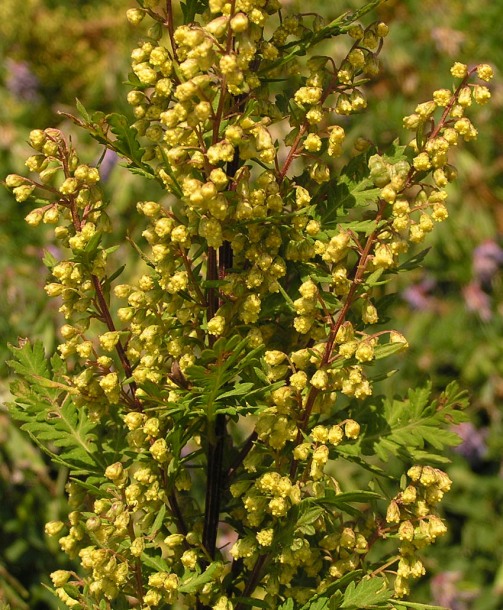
0, 0, 502, 607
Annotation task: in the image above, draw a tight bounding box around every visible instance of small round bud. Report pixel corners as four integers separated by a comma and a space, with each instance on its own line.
45, 521, 65, 536
386, 500, 401, 523
25, 209, 44, 226
5, 174, 27, 188
13, 185, 35, 202
376, 22, 389, 37
344, 419, 361, 439
126, 8, 145, 25
476, 63, 494, 82
450, 62, 468, 78
311, 369, 329, 390
230, 12, 249, 32
105, 462, 124, 481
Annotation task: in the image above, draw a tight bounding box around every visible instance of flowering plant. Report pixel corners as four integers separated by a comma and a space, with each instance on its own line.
3, 0, 493, 608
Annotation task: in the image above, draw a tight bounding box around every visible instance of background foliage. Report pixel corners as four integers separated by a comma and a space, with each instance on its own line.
0, 0, 501, 608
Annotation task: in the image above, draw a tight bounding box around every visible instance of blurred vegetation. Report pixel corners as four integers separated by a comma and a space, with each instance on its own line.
1, 0, 502, 608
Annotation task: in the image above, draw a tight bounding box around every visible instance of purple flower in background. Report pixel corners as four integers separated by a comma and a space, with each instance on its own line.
98, 148, 119, 181
452, 421, 488, 463
402, 277, 436, 310
431, 571, 472, 610
473, 240, 503, 282
5, 59, 40, 102
462, 281, 492, 321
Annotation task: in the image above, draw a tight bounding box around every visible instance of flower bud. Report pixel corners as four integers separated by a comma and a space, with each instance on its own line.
311, 369, 329, 390
344, 419, 361, 439
45, 521, 65, 536
398, 520, 415, 541
50, 570, 71, 587
29, 129, 47, 149
5, 174, 27, 188
13, 185, 35, 202
105, 462, 124, 481
230, 12, 248, 32
386, 500, 401, 523
476, 63, 493, 82
450, 62, 468, 78
126, 7, 145, 24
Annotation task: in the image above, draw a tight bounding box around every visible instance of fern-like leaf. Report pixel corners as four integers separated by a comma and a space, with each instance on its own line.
340, 382, 469, 465
7, 341, 104, 474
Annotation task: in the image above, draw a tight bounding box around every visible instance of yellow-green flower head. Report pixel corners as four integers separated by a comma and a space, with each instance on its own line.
104, 462, 124, 481
473, 85, 491, 105
476, 63, 494, 81
45, 521, 65, 536
311, 369, 329, 390
386, 500, 401, 523
311, 425, 329, 443
294, 86, 323, 106
344, 419, 361, 439
150, 438, 170, 462
450, 62, 468, 78
264, 350, 287, 366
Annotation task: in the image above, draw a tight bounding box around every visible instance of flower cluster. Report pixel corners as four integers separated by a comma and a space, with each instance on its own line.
386, 466, 452, 597
3, 0, 492, 608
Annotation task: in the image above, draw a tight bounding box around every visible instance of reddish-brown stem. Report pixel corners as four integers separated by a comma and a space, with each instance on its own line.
57, 138, 140, 408
164, 0, 178, 63
277, 72, 339, 184
91, 275, 139, 407
429, 69, 475, 142
278, 124, 307, 183
234, 554, 269, 610
290, 200, 388, 478
122, 489, 145, 602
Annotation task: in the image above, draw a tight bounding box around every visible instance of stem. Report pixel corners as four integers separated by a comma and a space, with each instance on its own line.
234, 554, 269, 610
122, 490, 145, 603
290, 200, 388, 477
62, 147, 140, 409
165, 0, 178, 63
278, 124, 307, 183
429, 70, 474, 141
201, 126, 245, 564
202, 413, 226, 557
227, 431, 257, 480
91, 275, 140, 408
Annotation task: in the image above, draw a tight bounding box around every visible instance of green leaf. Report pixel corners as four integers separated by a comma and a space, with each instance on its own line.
216, 382, 255, 401
126, 165, 156, 179
106, 112, 144, 165
397, 248, 430, 272
340, 577, 391, 608
7, 341, 103, 473
149, 503, 167, 537
180, 0, 207, 21
306, 599, 330, 610
296, 506, 325, 531
178, 562, 222, 593
42, 248, 58, 268
373, 341, 408, 361
393, 600, 449, 610
75, 98, 91, 122
321, 175, 381, 227
140, 553, 171, 572
353, 382, 469, 463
